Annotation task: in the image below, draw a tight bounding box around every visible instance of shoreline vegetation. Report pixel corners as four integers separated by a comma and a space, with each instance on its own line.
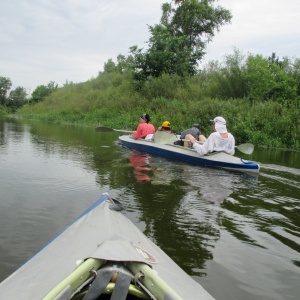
12, 50, 300, 151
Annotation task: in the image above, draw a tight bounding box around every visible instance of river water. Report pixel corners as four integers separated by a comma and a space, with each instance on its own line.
0, 117, 299, 300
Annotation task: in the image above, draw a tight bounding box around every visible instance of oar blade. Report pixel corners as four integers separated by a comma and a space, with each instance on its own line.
236, 143, 254, 155
154, 131, 178, 145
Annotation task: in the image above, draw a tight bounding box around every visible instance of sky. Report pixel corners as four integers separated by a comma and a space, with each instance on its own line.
1, 0, 299, 94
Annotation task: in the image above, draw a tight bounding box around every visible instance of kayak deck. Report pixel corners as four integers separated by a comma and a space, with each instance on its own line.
0, 193, 214, 300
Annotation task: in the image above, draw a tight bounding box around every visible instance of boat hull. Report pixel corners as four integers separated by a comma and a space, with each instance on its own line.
119, 135, 260, 173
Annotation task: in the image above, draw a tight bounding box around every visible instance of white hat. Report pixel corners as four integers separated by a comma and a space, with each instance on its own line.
211, 116, 227, 133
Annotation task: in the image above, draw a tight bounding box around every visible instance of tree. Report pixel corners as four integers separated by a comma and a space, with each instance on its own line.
0, 77, 12, 106
130, 25, 193, 80
103, 59, 117, 73
7, 87, 27, 111
30, 81, 58, 103
170, 0, 232, 49
130, 0, 232, 79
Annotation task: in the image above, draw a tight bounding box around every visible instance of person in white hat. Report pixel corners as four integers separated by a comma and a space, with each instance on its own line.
185, 116, 235, 156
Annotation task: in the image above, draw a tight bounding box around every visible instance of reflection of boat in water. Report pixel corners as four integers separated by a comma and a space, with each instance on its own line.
119, 135, 260, 174
129, 151, 152, 181
0, 193, 214, 299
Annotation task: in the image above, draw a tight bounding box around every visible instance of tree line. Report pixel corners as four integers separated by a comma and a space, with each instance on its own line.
0, 78, 58, 112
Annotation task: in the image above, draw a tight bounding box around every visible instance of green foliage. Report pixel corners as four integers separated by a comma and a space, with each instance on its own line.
171, 0, 232, 44
244, 54, 297, 103
200, 49, 248, 99
130, 25, 193, 80
128, 0, 232, 79
103, 58, 117, 73
138, 74, 188, 100
0, 76, 28, 111
7, 87, 27, 111
0, 76, 12, 106
200, 50, 300, 107
0, 106, 9, 115
30, 81, 58, 103
289, 58, 300, 95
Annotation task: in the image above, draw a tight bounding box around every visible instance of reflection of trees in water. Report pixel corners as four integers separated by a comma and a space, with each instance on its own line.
185, 166, 299, 259
0, 119, 5, 146
148, 166, 259, 275
7, 119, 122, 187
219, 175, 300, 254
0, 117, 26, 146
130, 181, 220, 277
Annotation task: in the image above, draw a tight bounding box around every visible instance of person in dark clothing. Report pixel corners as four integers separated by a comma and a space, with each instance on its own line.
180, 124, 206, 147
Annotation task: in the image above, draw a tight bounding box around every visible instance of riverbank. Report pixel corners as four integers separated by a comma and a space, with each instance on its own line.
15, 71, 300, 150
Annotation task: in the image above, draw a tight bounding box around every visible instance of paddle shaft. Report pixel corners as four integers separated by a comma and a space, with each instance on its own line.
95, 126, 134, 133
112, 129, 134, 133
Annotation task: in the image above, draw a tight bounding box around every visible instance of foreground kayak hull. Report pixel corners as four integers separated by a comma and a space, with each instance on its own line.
119, 135, 260, 174
0, 193, 214, 300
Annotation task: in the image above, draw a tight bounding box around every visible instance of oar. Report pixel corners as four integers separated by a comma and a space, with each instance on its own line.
95, 126, 134, 133
154, 131, 179, 145
181, 139, 254, 155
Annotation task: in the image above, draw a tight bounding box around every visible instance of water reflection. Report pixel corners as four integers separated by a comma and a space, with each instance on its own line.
129, 151, 152, 181
254, 147, 300, 169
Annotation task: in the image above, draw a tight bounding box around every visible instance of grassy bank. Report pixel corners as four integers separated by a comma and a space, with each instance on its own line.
17, 70, 300, 150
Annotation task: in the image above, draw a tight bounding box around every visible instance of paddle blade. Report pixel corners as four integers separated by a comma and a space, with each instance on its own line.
236, 143, 254, 155
95, 127, 114, 132
154, 131, 178, 145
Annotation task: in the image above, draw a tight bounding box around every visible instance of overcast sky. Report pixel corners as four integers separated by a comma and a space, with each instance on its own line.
1, 0, 299, 94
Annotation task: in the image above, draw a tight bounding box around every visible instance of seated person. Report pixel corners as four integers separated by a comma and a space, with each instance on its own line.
156, 121, 173, 133
180, 124, 206, 147
132, 113, 155, 140
186, 116, 235, 156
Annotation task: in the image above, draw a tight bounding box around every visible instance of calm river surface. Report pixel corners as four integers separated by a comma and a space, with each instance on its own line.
0, 117, 299, 300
